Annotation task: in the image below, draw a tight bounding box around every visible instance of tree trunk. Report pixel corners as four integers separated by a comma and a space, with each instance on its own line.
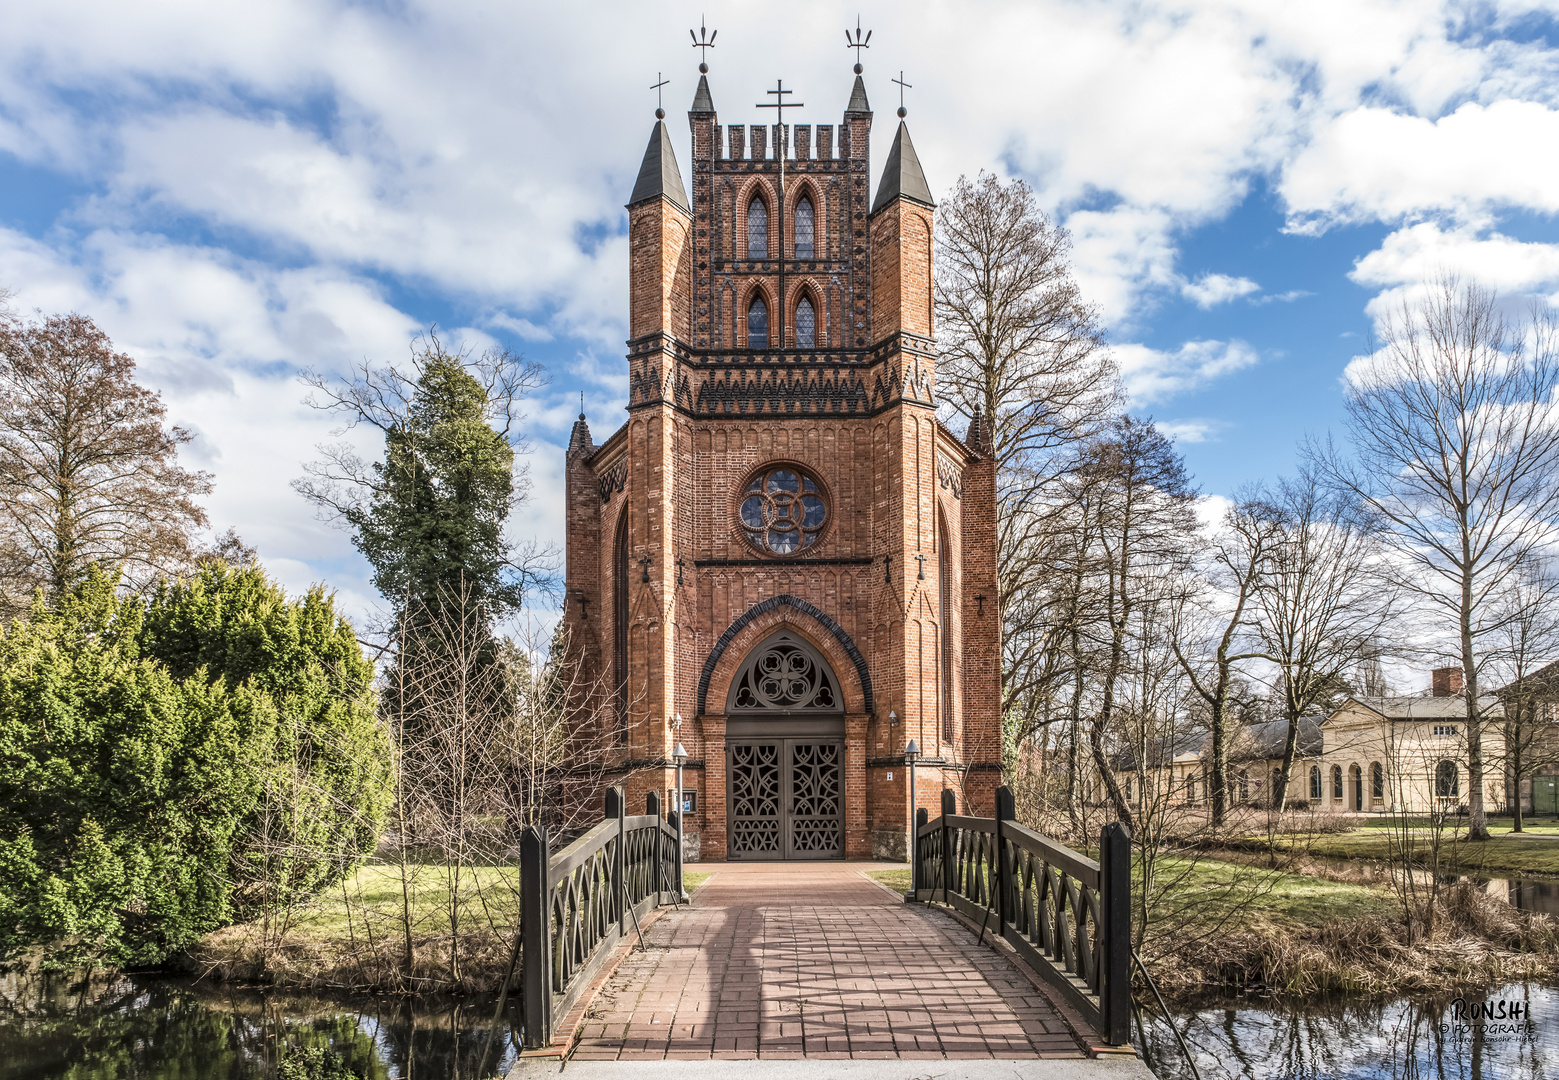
1462, 582, 1489, 840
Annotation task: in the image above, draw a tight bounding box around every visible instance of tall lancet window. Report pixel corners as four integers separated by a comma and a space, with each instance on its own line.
795, 296, 816, 349
748, 296, 769, 349
794, 196, 815, 259
747, 198, 768, 260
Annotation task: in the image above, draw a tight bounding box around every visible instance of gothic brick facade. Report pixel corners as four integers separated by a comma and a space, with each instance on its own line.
563, 64, 1001, 860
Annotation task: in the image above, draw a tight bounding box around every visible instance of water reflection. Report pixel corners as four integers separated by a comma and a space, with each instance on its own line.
1144, 983, 1557, 1080
0, 972, 518, 1080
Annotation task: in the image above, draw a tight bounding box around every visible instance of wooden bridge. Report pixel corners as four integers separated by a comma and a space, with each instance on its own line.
508, 788, 1152, 1077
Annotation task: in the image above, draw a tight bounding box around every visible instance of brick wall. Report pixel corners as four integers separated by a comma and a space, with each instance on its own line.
567, 83, 1001, 860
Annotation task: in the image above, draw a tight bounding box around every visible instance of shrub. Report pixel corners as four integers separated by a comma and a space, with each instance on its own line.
140, 563, 392, 916
0, 564, 391, 969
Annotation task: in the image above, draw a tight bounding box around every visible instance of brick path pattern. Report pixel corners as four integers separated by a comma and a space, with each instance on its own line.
571, 863, 1088, 1061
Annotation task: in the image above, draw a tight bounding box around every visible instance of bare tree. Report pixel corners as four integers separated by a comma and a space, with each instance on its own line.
1255, 469, 1397, 811
1081, 416, 1199, 827
1487, 559, 1559, 832
933, 173, 1121, 749
0, 313, 212, 614
1172, 495, 1279, 825
1314, 278, 1559, 839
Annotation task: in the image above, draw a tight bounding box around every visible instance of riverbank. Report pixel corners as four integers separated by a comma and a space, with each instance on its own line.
869, 856, 1559, 1001
186, 862, 710, 995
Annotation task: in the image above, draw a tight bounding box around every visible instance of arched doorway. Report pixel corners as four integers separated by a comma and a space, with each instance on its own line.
725, 630, 845, 860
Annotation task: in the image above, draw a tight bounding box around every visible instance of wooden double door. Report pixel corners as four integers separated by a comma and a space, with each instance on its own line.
727, 737, 844, 859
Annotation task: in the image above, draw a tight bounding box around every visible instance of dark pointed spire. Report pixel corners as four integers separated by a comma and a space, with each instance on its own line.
845, 74, 871, 115
870, 120, 935, 214
568, 410, 595, 460
965, 405, 989, 457
690, 74, 714, 114
627, 120, 690, 214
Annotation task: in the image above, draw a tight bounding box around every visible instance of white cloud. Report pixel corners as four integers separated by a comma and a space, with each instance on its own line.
1283, 100, 1559, 232
1115, 339, 1261, 405
1159, 419, 1222, 443
1182, 273, 1261, 308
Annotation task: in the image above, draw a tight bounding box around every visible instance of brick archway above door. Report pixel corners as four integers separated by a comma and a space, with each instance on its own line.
698, 594, 872, 715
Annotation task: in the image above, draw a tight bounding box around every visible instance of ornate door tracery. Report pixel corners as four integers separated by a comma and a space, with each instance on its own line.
728, 738, 844, 859
725, 630, 846, 859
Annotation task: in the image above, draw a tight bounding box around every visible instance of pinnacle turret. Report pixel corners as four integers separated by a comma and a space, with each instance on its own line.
845, 74, 871, 115
627, 120, 690, 214
691, 74, 714, 114
870, 121, 934, 214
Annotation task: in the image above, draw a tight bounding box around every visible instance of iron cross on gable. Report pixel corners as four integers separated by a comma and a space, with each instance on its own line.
755, 79, 804, 154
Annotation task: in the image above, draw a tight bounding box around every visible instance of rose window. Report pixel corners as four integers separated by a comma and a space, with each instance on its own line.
739, 466, 827, 555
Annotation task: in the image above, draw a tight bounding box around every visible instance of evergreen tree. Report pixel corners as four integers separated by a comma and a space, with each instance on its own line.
294, 334, 549, 624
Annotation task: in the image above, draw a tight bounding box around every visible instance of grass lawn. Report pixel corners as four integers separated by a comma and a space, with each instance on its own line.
871, 857, 1396, 932
1358, 817, 1559, 835
266, 863, 716, 946
1258, 826, 1559, 877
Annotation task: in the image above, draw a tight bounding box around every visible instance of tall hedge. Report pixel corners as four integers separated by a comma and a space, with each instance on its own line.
0, 565, 391, 969
140, 563, 392, 916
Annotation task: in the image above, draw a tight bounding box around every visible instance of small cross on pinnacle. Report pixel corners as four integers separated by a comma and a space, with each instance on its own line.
651, 72, 669, 119
690, 17, 717, 74
845, 17, 872, 74
892, 70, 912, 118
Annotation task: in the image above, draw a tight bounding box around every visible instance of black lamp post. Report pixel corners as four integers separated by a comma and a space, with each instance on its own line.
672, 739, 689, 901
904, 738, 920, 897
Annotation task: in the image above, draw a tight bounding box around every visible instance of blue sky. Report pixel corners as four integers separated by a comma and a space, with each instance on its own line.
4, 0, 1559, 629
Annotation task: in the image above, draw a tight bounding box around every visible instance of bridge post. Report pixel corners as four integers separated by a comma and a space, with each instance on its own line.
994, 786, 1015, 930
606, 786, 626, 936
909, 807, 928, 899
1099, 821, 1133, 1045
520, 823, 551, 1048
647, 792, 662, 903
941, 789, 956, 901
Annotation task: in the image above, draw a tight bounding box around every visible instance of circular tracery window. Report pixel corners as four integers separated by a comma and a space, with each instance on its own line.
739, 466, 827, 555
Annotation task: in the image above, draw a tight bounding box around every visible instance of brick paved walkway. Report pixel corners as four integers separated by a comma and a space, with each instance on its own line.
569, 862, 1090, 1061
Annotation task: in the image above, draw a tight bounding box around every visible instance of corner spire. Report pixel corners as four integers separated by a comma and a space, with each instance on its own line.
690, 74, 714, 114
870, 120, 934, 214
627, 121, 690, 214
845, 74, 871, 115
965, 406, 990, 458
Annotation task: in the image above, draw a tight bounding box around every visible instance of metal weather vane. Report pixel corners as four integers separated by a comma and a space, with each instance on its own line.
845, 17, 871, 73
690, 17, 717, 73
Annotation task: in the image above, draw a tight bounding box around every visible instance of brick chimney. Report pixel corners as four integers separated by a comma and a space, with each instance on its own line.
1432, 667, 1464, 697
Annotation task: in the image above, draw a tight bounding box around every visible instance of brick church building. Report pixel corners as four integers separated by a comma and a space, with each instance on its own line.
562, 58, 1001, 861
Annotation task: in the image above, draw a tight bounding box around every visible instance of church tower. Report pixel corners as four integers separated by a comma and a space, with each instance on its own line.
564, 45, 1001, 860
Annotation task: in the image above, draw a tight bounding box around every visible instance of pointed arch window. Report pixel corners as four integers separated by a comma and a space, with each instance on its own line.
795, 296, 816, 349
795, 195, 815, 259
747, 197, 768, 260
748, 296, 769, 349
727, 631, 842, 713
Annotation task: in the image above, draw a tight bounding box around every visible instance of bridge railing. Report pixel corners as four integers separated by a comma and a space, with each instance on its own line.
519, 786, 682, 1048
912, 785, 1132, 1046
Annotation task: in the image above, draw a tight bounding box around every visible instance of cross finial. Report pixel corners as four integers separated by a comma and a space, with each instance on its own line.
845, 16, 872, 74
690, 17, 717, 74
892, 70, 912, 118
579, 390, 585, 421
651, 72, 669, 119
756, 79, 805, 157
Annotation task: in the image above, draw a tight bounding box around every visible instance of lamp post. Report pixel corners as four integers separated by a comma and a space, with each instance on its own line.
904, 739, 920, 898
672, 740, 689, 901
